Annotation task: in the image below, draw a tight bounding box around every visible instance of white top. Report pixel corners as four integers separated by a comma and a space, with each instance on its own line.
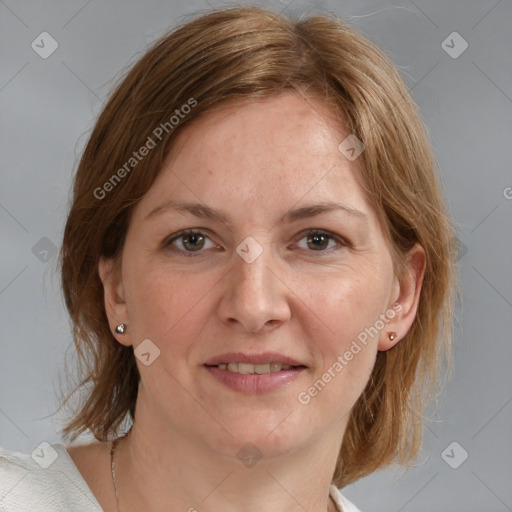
0, 443, 362, 511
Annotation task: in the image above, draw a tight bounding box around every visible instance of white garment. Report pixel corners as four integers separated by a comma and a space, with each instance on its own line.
0, 443, 362, 511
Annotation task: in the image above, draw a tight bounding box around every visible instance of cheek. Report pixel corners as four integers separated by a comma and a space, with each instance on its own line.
298, 265, 390, 395
303, 264, 391, 342
122, 259, 215, 347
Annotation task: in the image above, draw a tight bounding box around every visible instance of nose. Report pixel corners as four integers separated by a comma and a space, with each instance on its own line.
217, 242, 291, 333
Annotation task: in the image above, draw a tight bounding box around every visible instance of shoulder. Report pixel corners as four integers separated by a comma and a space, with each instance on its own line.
329, 484, 363, 512
0, 442, 102, 511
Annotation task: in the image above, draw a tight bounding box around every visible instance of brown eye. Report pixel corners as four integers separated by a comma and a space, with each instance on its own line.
295, 229, 347, 254
182, 232, 205, 251
306, 232, 330, 251
165, 229, 217, 255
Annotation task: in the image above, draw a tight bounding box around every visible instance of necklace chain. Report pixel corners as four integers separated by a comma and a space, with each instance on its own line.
110, 432, 130, 512
110, 430, 338, 512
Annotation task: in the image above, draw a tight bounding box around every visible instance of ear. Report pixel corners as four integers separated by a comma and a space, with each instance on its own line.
378, 243, 426, 351
98, 256, 132, 347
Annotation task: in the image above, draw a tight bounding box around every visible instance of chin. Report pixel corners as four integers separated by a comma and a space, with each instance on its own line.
209, 412, 314, 459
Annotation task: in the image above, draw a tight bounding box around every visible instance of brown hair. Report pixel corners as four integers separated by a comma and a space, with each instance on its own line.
57, 6, 457, 488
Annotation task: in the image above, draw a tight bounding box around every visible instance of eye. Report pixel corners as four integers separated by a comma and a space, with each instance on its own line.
165, 229, 218, 255
163, 228, 348, 257
295, 229, 347, 253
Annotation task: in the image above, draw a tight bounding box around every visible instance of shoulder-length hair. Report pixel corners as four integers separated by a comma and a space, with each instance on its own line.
58, 6, 456, 488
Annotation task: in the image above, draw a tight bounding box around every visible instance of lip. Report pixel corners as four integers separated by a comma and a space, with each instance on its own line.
203, 351, 306, 367
204, 365, 307, 393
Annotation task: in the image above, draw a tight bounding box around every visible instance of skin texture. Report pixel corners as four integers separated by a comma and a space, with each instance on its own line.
70, 92, 425, 512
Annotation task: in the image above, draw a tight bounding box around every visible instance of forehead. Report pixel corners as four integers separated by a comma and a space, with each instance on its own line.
168, 92, 347, 171
135, 92, 375, 223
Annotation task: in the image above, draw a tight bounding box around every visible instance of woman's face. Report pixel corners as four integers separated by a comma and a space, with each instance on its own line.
102, 92, 421, 459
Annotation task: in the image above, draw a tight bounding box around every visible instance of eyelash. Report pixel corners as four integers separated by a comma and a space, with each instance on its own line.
163, 228, 349, 257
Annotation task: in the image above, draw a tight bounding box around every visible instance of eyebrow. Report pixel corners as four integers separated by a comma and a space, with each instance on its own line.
144, 200, 369, 225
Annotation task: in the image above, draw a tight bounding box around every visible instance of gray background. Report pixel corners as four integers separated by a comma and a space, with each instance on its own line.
1, 0, 511, 510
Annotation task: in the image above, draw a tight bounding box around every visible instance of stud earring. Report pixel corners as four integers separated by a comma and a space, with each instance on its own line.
388, 332, 397, 341
115, 324, 127, 334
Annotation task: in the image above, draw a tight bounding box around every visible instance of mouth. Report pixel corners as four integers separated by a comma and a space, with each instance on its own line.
204, 362, 307, 374
203, 356, 308, 393
204, 352, 307, 373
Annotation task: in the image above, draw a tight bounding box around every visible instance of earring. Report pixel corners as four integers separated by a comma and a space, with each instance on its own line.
388, 332, 397, 341
115, 324, 127, 334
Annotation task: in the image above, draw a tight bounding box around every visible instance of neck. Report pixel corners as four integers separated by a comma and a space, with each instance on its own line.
114, 410, 345, 512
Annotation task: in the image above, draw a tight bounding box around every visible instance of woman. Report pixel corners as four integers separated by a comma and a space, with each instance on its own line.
0, 6, 456, 511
